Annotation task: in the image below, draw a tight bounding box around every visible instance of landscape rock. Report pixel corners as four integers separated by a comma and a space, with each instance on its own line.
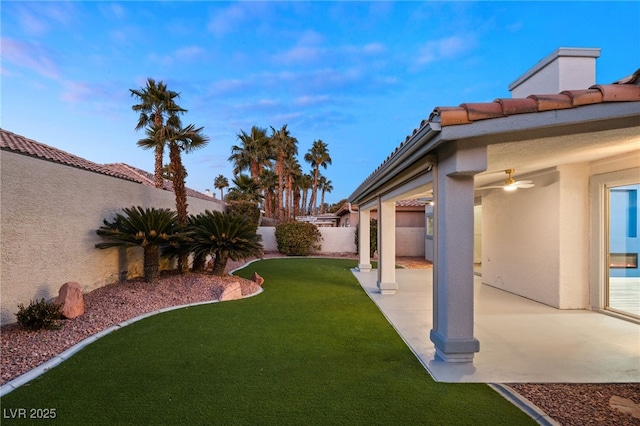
610, 395, 640, 419
219, 281, 242, 301
54, 282, 85, 319
251, 272, 265, 286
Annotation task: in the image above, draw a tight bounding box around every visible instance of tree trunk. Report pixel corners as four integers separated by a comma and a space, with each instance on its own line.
308, 167, 319, 215
143, 245, 160, 282
154, 144, 164, 188
169, 143, 189, 273
212, 251, 228, 276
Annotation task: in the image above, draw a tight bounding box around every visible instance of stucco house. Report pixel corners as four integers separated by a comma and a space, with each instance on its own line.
0, 129, 224, 324
348, 48, 640, 362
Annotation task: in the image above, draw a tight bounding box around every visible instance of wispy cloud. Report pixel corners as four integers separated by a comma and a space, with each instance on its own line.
1, 38, 60, 79
10, 2, 76, 36
416, 35, 476, 65
207, 2, 272, 37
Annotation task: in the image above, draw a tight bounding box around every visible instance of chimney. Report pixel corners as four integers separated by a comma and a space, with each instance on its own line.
509, 47, 601, 98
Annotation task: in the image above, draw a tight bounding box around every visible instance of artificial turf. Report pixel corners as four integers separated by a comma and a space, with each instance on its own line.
1, 258, 534, 425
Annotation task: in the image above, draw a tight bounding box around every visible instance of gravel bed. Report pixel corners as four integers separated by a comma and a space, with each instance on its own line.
1, 270, 260, 386
2, 255, 638, 426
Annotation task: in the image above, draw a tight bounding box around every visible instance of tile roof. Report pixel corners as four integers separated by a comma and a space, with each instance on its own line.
0, 128, 137, 182
428, 71, 640, 127
1, 128, 220, 203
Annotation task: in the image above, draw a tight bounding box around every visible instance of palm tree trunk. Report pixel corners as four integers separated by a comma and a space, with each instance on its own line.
154, 145, 164, 188
169, 143, 189, 273
212, 250, 228, 276
143, 245, 160, 282
308, 167, 319, 215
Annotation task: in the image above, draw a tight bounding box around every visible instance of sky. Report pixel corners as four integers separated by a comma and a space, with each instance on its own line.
2, 1, 639, 205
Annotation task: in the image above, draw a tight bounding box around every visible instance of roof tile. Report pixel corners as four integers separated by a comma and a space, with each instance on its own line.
495, 97, 539, 115
460, 102, 505, 121
431, 106, 472, 126
560, 89, 604, 106
527, 93, 574, 111
593, 84, 640, 102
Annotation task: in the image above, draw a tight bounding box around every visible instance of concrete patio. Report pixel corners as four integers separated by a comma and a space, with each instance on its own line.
352, 267, 640, 383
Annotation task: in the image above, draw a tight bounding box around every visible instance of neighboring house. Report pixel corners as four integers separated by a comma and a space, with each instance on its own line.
336, 199, 427, 257
0, 129, 224, 324
348, 48, 640, 362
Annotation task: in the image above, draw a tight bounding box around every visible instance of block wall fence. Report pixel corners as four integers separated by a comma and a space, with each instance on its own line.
0, 151, 224, 324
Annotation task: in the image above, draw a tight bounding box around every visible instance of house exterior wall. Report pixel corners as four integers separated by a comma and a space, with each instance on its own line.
0, 151, 224, 324
483, 153, 640, 310
482, 168, 562, 308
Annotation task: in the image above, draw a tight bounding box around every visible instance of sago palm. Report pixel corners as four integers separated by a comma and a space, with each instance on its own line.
190, 211, 263, 276
95, 206, 183, 282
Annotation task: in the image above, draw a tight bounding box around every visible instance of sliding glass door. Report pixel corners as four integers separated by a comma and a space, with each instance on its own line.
608, 183, 640, 318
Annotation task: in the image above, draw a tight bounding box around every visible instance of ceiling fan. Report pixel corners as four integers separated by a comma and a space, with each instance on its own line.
477, 169, 535, 191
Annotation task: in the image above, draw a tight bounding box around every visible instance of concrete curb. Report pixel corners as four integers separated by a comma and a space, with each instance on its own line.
0, 287, 263, 397
489, 383, 561, 426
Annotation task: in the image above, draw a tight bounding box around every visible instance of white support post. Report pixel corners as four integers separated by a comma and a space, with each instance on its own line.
358, 208, 371, 272
377, 198, 397, 294
430, 147, 484, 362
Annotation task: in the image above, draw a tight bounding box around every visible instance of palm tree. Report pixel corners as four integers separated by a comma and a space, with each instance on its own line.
226, 174, 263, 204
139, 123, 209, 273
259, 168, 278, 218
270, 125, 298, 222
228, 126, 271, 181
304, 139, 332, 215
130, 78, 186, 188
214, 174, 229, 200
95, 206, 183, 282
318, 176, 333, 214
284, 156, 302, 220
190, 210, 263, 276
299, 173, 313, 215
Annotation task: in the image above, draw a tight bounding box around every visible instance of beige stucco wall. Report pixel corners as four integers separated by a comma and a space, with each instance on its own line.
258, 226, 357, 254
0, 151, 224, 324
258, 226, 424, 257
482, 168, 562, 308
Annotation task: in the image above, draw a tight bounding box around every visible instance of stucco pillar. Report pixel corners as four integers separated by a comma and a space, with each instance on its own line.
358, 208, 372, 272
377, 198, 397, 294
430, 146, 484, 362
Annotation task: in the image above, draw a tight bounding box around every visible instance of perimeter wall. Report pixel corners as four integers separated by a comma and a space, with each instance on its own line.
0, 151, 224, 324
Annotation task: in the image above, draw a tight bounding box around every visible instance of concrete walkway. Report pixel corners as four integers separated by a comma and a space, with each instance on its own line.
352, 268, 640, 383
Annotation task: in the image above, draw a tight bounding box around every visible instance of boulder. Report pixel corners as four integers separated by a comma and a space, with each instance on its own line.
54, 282, 84, 319
219, 281, 242, 301
251, 272, 265, 286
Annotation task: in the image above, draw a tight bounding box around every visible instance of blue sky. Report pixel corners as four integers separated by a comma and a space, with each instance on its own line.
2, 1, 639, 205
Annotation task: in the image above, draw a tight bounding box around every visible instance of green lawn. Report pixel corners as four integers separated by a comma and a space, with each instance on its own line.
1, 258, 533, 425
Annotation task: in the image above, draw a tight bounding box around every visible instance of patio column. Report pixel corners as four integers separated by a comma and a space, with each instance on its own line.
430, 145, 485, 362
358, 208, 371, 272
377, 198, 397, 294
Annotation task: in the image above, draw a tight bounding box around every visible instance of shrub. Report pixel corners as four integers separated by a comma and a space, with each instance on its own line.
16, 298, 63, 331
355, 218, 378, 257
275, 221, 322, 256
226, 201, 261, 231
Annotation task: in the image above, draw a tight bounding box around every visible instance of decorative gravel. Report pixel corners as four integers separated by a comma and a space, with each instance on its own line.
2, 255, 639, 425
1, 270, 260, 386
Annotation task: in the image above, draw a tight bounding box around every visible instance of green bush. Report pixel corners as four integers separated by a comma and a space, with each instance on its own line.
226, 201, 261, 231
16, 298, 63, 331
275, 221, 322, 256
354, 218, 377, 257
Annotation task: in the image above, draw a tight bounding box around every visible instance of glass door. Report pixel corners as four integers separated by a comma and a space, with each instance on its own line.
607, 183, 640, 318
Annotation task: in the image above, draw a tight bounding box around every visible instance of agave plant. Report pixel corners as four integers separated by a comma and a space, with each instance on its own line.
190, 210, 263, 276
95, 206, 183, 282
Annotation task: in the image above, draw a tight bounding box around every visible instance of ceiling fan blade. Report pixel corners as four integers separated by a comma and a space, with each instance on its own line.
476, 185, 504, 190
513, 179, 533, 185
516, 183, 535, 189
